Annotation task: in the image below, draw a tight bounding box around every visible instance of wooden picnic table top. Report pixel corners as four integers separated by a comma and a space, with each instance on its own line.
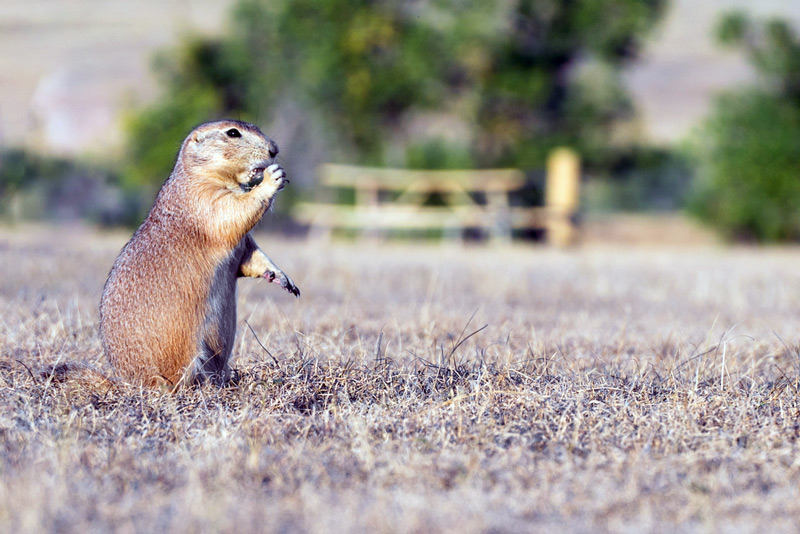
319, 164, 526, 192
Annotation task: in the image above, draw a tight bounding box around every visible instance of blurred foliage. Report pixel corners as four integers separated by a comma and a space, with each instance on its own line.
714, 12, 800, 98
123, 0, 667, 194
689, 92, 800, 241
405, 139, 475, 170
689, 12, 800, 242
585, 147, 693, 212
0, 148, 63, 196
0, 148, 70, 221
0, 148, 120, 223
470, 0, 666, 168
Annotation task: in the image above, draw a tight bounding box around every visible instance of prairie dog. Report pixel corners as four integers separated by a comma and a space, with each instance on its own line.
99, 120, 299, 387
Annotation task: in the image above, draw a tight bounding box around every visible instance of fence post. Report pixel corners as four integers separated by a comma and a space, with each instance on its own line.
545, 148, 580, 246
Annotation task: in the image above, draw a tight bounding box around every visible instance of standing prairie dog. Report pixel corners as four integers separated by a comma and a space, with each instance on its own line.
100, 120, 299, 387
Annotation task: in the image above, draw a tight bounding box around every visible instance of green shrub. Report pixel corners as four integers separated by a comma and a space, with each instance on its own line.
688, 12, 800, 242
689, 92, 800, 241
0, 148, 125, 224
585, 147, 693, 212
405, 139, 474, 171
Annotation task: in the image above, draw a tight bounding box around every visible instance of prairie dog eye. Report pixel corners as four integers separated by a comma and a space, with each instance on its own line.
226, 128, 242, 138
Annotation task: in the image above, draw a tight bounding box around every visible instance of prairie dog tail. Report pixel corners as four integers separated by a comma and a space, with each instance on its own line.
43, 361, 117, 391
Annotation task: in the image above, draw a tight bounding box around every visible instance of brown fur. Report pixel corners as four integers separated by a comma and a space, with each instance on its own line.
100, 120, 299, 387
45, 362, 117, 392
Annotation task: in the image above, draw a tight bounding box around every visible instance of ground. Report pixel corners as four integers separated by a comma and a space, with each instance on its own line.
1, 224, 800, 532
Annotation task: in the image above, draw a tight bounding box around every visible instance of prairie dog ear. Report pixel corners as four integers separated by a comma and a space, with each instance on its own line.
191, 129, 211, 145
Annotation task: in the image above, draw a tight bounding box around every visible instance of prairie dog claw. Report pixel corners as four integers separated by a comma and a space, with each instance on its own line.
263, 270, 300, 297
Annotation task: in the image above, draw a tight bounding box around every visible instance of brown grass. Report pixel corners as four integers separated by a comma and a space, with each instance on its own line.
2, 224, 800, 532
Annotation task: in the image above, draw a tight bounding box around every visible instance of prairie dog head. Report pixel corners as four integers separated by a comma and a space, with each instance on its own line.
168, 120, 288, 244
180, 120, 285, 200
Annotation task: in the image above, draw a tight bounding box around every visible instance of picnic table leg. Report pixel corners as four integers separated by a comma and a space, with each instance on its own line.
545, 148, 580, 247
442, 218, 464, 244
356, 184, 382, 240
487, 191, 513, 244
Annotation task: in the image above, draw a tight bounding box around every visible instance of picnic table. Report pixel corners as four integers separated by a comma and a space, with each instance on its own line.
294, 149, 580, 245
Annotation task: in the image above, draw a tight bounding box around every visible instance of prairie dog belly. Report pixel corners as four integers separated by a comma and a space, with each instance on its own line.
194, 242, 247, 385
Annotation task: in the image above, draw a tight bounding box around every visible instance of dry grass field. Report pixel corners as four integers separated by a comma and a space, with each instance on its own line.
2, 224, 800, 532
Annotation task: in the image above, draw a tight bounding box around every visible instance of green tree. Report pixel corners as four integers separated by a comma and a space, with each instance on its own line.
470, 0, 666, 168
689, 12, 800, 241
122, 0, 666, 194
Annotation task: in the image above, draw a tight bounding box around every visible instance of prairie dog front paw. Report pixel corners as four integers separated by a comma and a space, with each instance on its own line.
262, 269, 300, 297
268, 164, 288, 189
239, 244, 300, 297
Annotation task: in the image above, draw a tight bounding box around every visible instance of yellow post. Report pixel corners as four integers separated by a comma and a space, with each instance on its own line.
545, 148, 580, 246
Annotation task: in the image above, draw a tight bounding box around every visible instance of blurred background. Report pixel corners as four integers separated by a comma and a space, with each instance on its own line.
1, 0, 799, 245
